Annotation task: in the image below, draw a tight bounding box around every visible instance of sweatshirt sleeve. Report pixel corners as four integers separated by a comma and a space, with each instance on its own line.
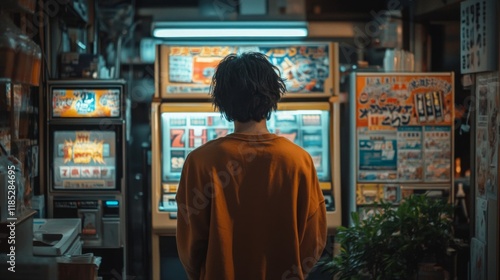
176, 156, 210, 280
299, 162, 327, 278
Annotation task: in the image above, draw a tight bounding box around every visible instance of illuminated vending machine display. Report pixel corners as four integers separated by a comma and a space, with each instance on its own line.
160, 111, 234, 213
268, 110, 330, 182
151, 43, 341, 280
46, 80, 127, 277
51, 130, 118, 190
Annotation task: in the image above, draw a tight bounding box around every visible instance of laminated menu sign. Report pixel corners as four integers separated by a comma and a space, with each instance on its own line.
423, 126, 452, 182
52, 89, 120, 118
166, 45, 331, 94
397, 126, 423, 181
358, 129, 398, 181
358, 125, 451, 183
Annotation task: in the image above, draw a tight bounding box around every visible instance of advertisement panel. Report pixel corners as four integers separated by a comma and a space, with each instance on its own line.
52, 89, 121, 118
355, 74, 453, 129
354, 73, 454, 185
165, 45, 331, 95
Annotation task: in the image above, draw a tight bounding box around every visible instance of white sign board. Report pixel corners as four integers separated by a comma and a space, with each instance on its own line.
460, 0, 497, 73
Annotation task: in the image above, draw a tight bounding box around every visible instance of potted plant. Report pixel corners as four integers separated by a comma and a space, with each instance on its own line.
319, 194, 454, 280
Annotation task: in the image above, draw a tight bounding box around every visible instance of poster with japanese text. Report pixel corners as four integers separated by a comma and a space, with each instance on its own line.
355, 74, 453, 129
355, 73, 453, 185
460, 0, 497, 74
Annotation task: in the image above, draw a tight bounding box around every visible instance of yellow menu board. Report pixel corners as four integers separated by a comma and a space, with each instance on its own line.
52, 89, 120, 118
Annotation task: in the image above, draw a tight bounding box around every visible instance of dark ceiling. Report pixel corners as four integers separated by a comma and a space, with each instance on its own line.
135, 0, 388, 9
415, 1, 461, 22
134, 0, 392, 21
132, 0, 460, 22
136, 0, 198, 8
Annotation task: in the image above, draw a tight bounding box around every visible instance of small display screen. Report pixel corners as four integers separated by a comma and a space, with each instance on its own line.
161, 110, 331, 182
53, 131, 117, 189
51, 88, 121, 118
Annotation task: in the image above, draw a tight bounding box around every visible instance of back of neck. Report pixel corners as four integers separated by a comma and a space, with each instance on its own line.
233, 120, 269, 135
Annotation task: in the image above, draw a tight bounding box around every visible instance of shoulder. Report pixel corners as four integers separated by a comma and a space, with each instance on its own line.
184, 137, 227, 164
273, 137, 315, 166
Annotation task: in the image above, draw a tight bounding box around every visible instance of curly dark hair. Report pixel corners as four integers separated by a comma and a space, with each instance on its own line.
210, 52, 286, 122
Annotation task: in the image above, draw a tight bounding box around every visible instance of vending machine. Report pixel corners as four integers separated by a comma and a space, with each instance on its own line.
46, 80, 127, 278
151, 43, 341, 279
348, 72, 455, 220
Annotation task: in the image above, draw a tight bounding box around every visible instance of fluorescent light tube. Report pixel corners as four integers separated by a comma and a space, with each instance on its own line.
152, 21, 308, 38
153, 28, 307, 38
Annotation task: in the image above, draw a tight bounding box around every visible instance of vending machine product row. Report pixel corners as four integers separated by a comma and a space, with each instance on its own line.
46, 80, 127, 279
151, 43, 342, 280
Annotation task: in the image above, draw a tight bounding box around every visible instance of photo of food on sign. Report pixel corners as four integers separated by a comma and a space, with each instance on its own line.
356, 75, 453, 129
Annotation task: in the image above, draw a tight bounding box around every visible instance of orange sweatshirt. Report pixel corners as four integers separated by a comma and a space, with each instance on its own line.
176, 133, 327, 280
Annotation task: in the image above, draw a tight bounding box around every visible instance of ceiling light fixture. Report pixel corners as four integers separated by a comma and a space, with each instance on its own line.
152, 21, 308, 38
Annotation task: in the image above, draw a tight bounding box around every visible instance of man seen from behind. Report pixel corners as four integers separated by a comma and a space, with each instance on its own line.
176, 52, 327, 280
